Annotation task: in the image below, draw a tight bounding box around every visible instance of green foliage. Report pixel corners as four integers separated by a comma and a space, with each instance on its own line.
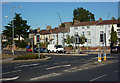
3, 13, 30, 42
110, 24, 118, 46
111, 17, 116, 20
68, 45, 73, 48
13, 53, 46, 60
118, 17, 120, 20
18, 40, 28, 48
73, 7, 95, 22
66, 35, 71, 45
40, 54, 46, 58
80, 35, 86, 44
61, 23, 65, 27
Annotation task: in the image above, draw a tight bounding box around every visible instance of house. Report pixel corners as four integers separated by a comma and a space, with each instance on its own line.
33, 26, 69, 46
69, 19, 119, 47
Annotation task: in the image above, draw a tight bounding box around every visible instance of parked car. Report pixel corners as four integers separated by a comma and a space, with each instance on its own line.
26, 48, 32, 52
34, 47, 48, 53
111, 46, 120, 53
47, 44, 65, 53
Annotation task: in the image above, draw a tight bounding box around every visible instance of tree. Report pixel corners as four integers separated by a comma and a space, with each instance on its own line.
110, 24, 118, 46
73, 7, 95, 22
111, 17, 116, 20
118, 17, 120, 20
3, 13, 30, 43
80, 35, 86, 44
66, 35, 71, 45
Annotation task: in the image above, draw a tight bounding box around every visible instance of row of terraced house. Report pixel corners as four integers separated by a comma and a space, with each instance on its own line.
29, 18, 120, 48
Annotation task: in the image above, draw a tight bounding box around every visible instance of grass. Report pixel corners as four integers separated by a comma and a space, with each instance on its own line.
1, 54, 20, 60
13, 53, 46, 60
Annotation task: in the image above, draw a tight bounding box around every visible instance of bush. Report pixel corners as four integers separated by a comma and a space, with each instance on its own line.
18, 40, 28, 48
68, 45, 73, 48
13, 53, 46, 60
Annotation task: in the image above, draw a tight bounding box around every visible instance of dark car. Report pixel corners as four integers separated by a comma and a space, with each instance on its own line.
111, 46, 120, 53
34, 47, 48, 53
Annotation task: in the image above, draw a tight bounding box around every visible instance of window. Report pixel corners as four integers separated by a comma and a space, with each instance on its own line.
108, 25, 111, 27
100, 31, 104, 34
108, 30, 111, 36
87, 26, 90, 29
88, 39, 91, 44
82, 27, 84, 29
82, 31, 84, 35
75, 32, 78, 35
75, 27, 78, 29
87, 31, 91, 36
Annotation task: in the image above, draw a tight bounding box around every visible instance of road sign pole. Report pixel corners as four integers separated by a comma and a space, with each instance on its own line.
104, 53, 107, 61
38, 43, 40, 59
98, 54, 101, 62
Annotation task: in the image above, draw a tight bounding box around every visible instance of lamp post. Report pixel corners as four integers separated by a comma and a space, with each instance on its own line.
12, 6, 22, 55
105, 13, 110, 54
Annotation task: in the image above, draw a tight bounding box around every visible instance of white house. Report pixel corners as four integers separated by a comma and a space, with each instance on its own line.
69, 20, 119, 47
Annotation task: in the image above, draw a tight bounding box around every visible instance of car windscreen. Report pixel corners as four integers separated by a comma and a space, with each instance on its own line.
55, 45, 63, 48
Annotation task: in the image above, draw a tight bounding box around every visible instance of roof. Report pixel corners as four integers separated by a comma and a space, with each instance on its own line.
39, 27, 69, 35
72, 20, 119, 27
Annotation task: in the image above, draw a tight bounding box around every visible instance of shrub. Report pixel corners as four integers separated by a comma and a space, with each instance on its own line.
40, 54, 46, 58
13, 53, 46, 60
18, 40, 28, 48
68, 45, 73, 48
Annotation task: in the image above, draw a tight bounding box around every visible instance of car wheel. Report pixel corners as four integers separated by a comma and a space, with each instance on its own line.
56, 50, 58, 53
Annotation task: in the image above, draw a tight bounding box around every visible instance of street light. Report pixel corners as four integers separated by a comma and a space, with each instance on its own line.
12, 6, 22, 55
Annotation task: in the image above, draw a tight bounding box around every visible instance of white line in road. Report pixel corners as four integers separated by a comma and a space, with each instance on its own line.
90, 74, 107, 81
30, 73, 62, 81
31, 65, 48, 69
46, 66, 61, 70
114, 70, 120, 73
46, 64, 71, 70
15, 63, 39, 68
0, 70, 21, 75
0, 76, 19, 81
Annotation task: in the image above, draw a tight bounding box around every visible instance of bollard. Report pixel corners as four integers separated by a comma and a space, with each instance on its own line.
98, 54, 101, 62
104, 54, 107, 61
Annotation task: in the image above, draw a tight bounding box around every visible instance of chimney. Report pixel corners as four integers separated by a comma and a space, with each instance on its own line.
37, 28, 40, 33
74, 20, 80, 25
46, 26, 51, 30
99, 17, 102, 22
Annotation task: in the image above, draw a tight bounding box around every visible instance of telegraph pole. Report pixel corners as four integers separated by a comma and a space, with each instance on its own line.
105, 12, 110, 54
57, 12, 65, 54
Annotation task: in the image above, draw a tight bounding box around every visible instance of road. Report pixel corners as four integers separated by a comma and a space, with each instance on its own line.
1, 52, 120, 82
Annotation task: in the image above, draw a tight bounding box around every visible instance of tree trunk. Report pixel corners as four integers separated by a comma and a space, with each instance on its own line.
18, 35, 21, 42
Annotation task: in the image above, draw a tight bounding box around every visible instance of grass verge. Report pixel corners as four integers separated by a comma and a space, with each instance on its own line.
13, 53, 46, 60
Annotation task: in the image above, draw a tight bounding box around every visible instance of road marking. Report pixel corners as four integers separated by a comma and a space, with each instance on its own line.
15, 63, 39, 68
0, 70, 21, 75
0, 76, 19, 81
30, 73, 62, 80
90, 74, 107, 81
46, 64, 71, 70
31, 65, 47, 69
114, 70, 120, 73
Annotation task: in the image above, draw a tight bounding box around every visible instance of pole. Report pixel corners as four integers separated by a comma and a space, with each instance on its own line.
38, 43, 40, 58
87, 40, 88, 54
73, 27, 75, 52
105, 12, 110, 54
63, 32, 64, 54
32, 38, 34, 53
12, 7, 14, 55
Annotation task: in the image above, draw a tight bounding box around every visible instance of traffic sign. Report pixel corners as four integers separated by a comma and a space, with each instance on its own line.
98, 54, 101, 62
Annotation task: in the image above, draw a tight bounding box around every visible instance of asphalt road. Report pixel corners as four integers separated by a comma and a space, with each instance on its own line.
1, 52, 119, 83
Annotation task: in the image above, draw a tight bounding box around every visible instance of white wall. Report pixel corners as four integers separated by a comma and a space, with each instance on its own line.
69, 24, 118, 47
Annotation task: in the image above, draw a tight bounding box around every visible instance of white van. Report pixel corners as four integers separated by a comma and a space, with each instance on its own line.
47, 44, 64, 53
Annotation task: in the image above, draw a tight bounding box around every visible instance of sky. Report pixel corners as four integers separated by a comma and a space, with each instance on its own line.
2, 2, 119, 31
